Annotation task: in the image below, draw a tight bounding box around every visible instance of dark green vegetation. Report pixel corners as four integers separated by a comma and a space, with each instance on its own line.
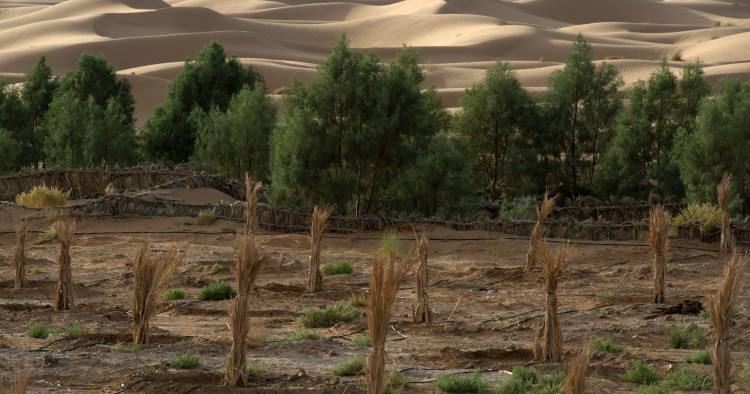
196, 281, 237, 301
2, 35, 748, 214
322, 260, 354, 275
296, 300, 362, 328
434, 370, 490, 393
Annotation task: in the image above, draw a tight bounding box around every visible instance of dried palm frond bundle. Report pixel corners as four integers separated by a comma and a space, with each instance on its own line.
226, 234, 270, 386
132, 240, 185, 344
707, 250, 746, 394
412, 233, 432, 323
717, 172, 734, 254
524, 193, 558, 272
244, 174, 262, 236
12, 218, 29, 289
533, 240, 575, 362
54, 218, 77, 310
307, 205, 333, 293
565, 346, 591, 393
647, 204, 670, 304
367, 251, 416, 394
1, 367, 30, 394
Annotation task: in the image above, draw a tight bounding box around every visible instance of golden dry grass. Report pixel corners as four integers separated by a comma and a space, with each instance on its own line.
307, 205, 333, 293
533, 240, 575, 362
15, 184, 70, 208
565, 346, 591, 393
717, 172, 733, 254
413, 232, 432, 323
244, 174, 262, 236
12, 218, 29, 289
54, 217, 77, 310
525, 193, 558, 272
647, 204, 670, 304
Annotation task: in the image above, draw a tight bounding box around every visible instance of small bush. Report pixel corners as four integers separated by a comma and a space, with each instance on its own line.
112, 341, 140, 353
497, 199, 536, 220
31, 266, 42, 274
195, 208, 217, 225
332, 355, 365, 376
663, 365, 711, 390
385, 368, 409, 394
666, 323, 705, 349
285, 329, 322, 342
197, 281, 237, 301
698, 309, 710, 319
65, 325, 90, 334
162, 287, 186, 301
35, 225, 58, 244
687, 348, 711, 364
203, 263, 223, 275
671, 202, 721, 239
26, 321, 50, 339
247, 363, 269, 374
348, 292, 367, 307
596, 291, 617, 299
323, 260, 353, 275
15, 185, 70, 207
497, 365, 539, 394
638, 384, 669, 394
350, 334, 371, 347
621, 360, 661, 385
669, 50, 683, 62
435, 370, 489, 393
297, 301, 362, 328
169, 350, 200, 369
536, 371, 565, 394
592, 337, 630, 354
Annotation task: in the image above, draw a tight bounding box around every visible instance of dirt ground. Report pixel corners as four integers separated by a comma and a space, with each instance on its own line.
0, 202, 748, 393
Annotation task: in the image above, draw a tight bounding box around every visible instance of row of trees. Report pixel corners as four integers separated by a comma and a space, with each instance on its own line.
0, 36, 748, 216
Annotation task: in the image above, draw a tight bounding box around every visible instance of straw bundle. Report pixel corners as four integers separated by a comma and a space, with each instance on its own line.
12, 219, 29, 289
647, 204, 670, 304
565, 346, 591, 393
0, 368, 30, 394
244, 174, 262, 236
132, 240, 185, 344
367, 252, 416, 394
717, 172, 734, 254
525, 193, 558, 272
307, 205, 333, 293
413, 233, 432, 323
533, 240, 575, 362
226, 234, 270, 386
707, 250, 746, 394
54, 218, 77, 310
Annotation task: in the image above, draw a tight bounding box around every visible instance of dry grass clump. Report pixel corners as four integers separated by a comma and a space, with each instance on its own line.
717, 172, 734, 254
244, 175, 262, 236
307, 205, 333, 293
132, 240, 185, 344
225, 234, 269, 386
195, 208, 217, 226
525, 192, 558, 272
54, 218, 77, 310
413, 232, 432, 323
533, 240, 575, 362
367, 251, 415, 393
15, 184, 69, 207
707, 250, 746, 394
12, 219, 29, 289
647, 204, 670, 304
565, 346, 591, 393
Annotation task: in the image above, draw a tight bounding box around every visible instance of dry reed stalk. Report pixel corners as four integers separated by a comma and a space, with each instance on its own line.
1, 367, 30, 394
707, 250, 746, 394
12, 219, 29, 289
717, 172, 734, 254
132, 240, 185, 344
647, 204, 670, 304
565, 346, 591, 394
367, 252, 416, 394
226, 234, 270, 386
54, 218, 77, 310
533, 240, 575, 362
524, 193, 558, 272
413, 233, 432, 323
307, 205, 333, 293
244, 174, 262, 236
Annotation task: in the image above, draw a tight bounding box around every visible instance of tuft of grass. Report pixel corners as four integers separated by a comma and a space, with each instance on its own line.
621, 360, 661, 385
713, 20, 722, 27
385, 368, 409, 394
669, 50, 683, 62
671, 202, 722, 239
26, 320, 50, 339
296, 300, 362, 328
663, 365, 711, 390
169, 350, 200, 369
35, 225, 58, 244
203, 263, 223, 275
332, 355, 365, 376
15, 184, 69, 207
195, 208, 217, 225
666, 323, 705, 349
687, 347, 711, 364
536, 371, 565, 394
162, 287, 186, 301
247, 363, 269, 374
112, 341, 140, 353
323, 260, 353, 275
65, 325, 90, 335
497, 365, 540, 393
30, 266, 42, 274
197, 281, 237, 301
284, 329, 322, 342
592, 337, 630, 354
497, 199, 536, 220
638, 384, 669, 394
435, 370, 489, 393
596, 291, 617, 299
348, 292, 367, 307
230, 240, 238, 250
699, 309, 710, 319
379, 229, 404, 257
350, 334, 372, 347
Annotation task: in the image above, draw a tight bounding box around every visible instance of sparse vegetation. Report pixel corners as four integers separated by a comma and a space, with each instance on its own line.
663, 365, 711, 390
621, 360, 661, 385
26, 321, 50, 339
169, 350, 200, 369
671, 202, 722, 239
596, 291, 617, 298
592, 337, 630, 354
162, 287, 185, 301
669, 50, 682, 62
65, 325, 90, 334
195, 208, 217, 225
30, 266, 41, 274
35, 225, 58, 244
350, 334, 371, 347
323, 260, 353, 275
15, 184, 69, 207
203, 263, 223, 274
385, 368, 409, 394
284, 329, 322, 342
497, 200, 536, 220
435, 370, 489, 393
348, 292, 367, 307
296, 300, 361, 328
687, 348, 711, 364
331, 355, 365, 376
497, 365, 539, 393
197, 281, 237, 301
112, 341, 140, 353
666, 323, 705, 349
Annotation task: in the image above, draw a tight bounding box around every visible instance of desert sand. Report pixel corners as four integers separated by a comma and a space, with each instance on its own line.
1, 0, 750, 125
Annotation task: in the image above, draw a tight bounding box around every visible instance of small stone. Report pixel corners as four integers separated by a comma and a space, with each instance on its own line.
444, 325, 457, 333
466, 325, 481, 333
327, 349, 338, 356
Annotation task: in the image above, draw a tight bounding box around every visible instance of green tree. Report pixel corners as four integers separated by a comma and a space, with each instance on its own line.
43, 91, 88, 167
0, 77, 30, 170
85, 98, 138, 167
676, 61, 711, 134
20, 56, 58, 168
0, 128, 20, 170
142, 41, 264, 163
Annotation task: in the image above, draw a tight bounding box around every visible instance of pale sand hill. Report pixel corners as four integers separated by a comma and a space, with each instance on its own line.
1, 0, 749, 124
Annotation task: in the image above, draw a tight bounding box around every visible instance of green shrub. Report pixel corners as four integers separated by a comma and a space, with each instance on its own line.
592, 337, 630, 354
203, 263, 223, 274
621, 360, 661, 385
663, 365, 711, 390
332, 355, 365, 376
323, 260, 353, 275
112, 341, 140, 353
15, 185, 70, 207
169, 350, 200, 369
497, 365, 539, 393
385, 368, 409, 394
297, 301, 362, 328
435, 370, 489, 393
195, 208, 217, 225
197, 281, 237, 301
638, 384, 669, 394
379, 229, 404, 257
687, 348, 711, 364
350, 334, 371, 347
666, 323, 705, 349
535, 371, 565, 394
348, 292, 367, 307
26, 321, 50, 339
35, 225, 58, 244
162, 287, 186, 301
65, 325, 90, 334
497, 199, 536, 220
671, 202, 721, 239
30, 266, 42, 274
285, 329, 322, 342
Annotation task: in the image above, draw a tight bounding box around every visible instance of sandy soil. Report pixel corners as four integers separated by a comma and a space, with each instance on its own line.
1, 0, 749, 125
0, 193, 748, 392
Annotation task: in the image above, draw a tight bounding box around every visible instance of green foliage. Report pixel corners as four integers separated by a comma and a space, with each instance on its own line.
331, 355, 365, 376
246, 363, 269, 374
663, 365, 711, 390
350, 335, 371, 347
379, 229, 404, 257
0, 128, 20, 171
621, 360, 661, 385
592, 337, 630, 354
697, 307, 740, 320
323, 260, 353, 275
666, 323, 706, 349
497, 199, 536, 220
65, 325, 90, 335
686, 348, 711, 364
284, 329, 322, 342
21, 56, 58, 168
112, 341, 140, 353
497, 365, 539, 394
596, 291, 617, 299
296, 300, 362, 328
169, 350, 200, 369
348, 292, 367, 307
385, 368, 409, 394
35, 225, 58, 244
162, 287, 186, 301
0, 77, 31, 171
197, 281, 237, 301
637, 384, 670, 394
535, 371, 565, 394
203, 263, 223, 275
435, 370, 489, 393
26, 320, 50, 339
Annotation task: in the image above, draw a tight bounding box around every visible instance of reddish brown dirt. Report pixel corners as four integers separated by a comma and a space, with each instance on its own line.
0, 204, 747, 393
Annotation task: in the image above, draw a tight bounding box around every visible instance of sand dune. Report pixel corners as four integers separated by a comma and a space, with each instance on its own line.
1, 0, 749, 125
